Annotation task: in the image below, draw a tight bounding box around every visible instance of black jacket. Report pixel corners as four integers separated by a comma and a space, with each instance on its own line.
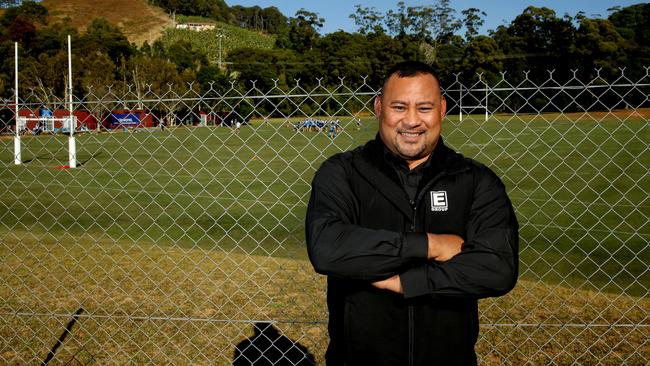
306, 137, 519, 366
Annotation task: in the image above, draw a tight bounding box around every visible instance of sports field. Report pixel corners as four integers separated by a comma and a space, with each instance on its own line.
1, 111, 648, 364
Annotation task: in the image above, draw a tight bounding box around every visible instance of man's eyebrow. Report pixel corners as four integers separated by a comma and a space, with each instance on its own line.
388, 100, 436, 106
389, 100, 408, 105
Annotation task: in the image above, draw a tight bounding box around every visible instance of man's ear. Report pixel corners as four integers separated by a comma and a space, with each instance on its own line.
440, 96, 447, 119
374, 95, 382, 117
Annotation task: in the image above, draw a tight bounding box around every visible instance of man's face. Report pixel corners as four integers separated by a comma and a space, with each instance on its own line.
375, 73, 447, 169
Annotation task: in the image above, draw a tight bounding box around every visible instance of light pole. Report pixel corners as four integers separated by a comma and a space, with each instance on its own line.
216, 29, 224, 68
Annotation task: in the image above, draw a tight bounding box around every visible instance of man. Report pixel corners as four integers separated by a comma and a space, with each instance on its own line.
306, 61, 518, 365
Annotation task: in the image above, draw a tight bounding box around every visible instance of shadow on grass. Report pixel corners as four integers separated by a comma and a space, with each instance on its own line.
77, 151, 103, 167
233, 322, 315, 365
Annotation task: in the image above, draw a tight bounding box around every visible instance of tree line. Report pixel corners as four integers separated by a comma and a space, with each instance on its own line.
0, 0, 648, 114
150, 0, 288, 34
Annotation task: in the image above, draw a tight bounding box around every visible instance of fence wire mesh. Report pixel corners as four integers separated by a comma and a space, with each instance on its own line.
1, 69, 648, 365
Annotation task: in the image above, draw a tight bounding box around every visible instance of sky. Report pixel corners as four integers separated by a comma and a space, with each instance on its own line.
226, 0, 642, 35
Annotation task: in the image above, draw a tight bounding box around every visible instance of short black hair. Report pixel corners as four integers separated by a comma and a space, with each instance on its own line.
381, 61, 440, 91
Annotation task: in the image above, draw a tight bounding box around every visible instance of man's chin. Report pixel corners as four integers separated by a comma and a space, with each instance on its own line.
396, 145, 425, 159
396, 150, 426, 161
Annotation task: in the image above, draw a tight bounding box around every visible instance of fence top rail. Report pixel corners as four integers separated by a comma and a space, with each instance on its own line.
8, 82, 649, 108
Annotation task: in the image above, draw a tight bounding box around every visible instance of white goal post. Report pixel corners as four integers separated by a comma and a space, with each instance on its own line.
459, 82, 488, 122
14, 35, 77, 168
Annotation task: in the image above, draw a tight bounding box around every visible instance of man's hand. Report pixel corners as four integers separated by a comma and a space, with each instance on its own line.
372, 275, 403, 294
427, 233, 464, 262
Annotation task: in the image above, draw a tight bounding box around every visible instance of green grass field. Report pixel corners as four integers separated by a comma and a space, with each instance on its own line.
1, 111, 648, 364
2, 112, 647, 294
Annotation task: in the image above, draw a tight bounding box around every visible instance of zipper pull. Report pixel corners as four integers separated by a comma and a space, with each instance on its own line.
409, 200, 416, 231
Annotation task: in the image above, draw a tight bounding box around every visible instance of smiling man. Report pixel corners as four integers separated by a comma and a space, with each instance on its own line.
306, 61, 519, 365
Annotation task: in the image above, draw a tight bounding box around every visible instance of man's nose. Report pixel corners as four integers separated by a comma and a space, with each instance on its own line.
403, 108, 420, 127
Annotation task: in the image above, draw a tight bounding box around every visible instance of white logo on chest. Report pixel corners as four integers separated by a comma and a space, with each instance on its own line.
430, 191, 448, 212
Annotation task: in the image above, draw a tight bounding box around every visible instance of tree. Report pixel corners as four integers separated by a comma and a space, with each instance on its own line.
279, 9, 324, 53
407, 5, 435, 41
461, 8, 486, 41
20, 50, 69, 105
405, 1, 461, 64
226, 47, 297, 91
6, 16, 36, 43
78, 18, 134, 63
196, 64, 231, 95
123, 55, 185, 91
0, 0, 47, 27
314, 31, 372, 85
461, 35, 504, 77
500, 7, 576, 81
260, 7, 288, 34
608, 3, 650, 79
229, 5, 287, 34
385, 1, 410, 37
429, 35, 465, 77
432, 0, 462, 42
350, 5, 384, 35
165, 39, 208, 71
574, 18, 626, 79
31, 19, 78, 56
149, 0, 230, 20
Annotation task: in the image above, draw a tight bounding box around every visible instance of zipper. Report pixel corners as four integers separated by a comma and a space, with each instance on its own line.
409, 199, 416, 231
408, 199, 416, 366
406, 169, 468, 365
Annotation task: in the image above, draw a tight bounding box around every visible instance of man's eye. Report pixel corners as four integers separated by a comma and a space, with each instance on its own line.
419, 108, 432, 112
393, 106, 405, 111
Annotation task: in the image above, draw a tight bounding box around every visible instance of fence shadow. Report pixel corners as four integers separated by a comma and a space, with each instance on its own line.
233, 322, 315, 366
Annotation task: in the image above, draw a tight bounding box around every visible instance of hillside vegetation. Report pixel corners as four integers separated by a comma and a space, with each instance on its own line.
41, 0, 171, 45
161, 18, 276, 65
40, 0, 275, 55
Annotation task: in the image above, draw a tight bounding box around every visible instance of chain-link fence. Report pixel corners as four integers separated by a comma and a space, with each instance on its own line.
1, 69, 648, 365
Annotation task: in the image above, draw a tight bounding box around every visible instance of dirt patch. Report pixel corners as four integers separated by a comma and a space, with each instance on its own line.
42, 0, 173, 46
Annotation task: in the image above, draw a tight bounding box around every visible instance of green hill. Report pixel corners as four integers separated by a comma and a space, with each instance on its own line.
160, 17, 276, 65
40, 0, 276, 56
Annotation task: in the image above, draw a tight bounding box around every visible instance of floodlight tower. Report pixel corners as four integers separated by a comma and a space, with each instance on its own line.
216, 29, 224, 68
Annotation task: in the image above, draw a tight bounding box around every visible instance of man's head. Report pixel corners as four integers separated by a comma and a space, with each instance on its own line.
374, 61, 447, 169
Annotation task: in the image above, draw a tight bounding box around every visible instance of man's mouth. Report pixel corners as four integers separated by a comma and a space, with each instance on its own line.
399, 131, 423, 138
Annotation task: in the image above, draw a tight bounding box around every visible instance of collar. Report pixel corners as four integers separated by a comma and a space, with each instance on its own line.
381, 137, 438, 173
352, 134, 468, 218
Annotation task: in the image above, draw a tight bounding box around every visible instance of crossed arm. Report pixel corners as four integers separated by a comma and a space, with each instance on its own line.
371, 234, 464, 293
306, 157, 518, 299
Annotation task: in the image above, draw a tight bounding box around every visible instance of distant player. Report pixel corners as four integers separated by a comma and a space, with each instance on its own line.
327, 120, 338, 138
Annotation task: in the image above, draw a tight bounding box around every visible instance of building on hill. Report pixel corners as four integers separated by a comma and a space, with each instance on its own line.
175, 23, 216, 32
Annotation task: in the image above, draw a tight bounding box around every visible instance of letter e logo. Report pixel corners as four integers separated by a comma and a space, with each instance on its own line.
430, 191, 448, 212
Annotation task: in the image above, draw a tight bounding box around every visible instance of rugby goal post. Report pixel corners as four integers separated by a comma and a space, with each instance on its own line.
14, 36, 77, 168
459, 82, 488, 122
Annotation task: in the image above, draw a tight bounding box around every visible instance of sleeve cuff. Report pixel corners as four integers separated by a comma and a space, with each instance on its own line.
400, 266, 430, 298
400, 232, 429, 262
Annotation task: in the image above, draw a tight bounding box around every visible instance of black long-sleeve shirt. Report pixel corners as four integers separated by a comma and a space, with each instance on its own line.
305, 136, 518, 365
